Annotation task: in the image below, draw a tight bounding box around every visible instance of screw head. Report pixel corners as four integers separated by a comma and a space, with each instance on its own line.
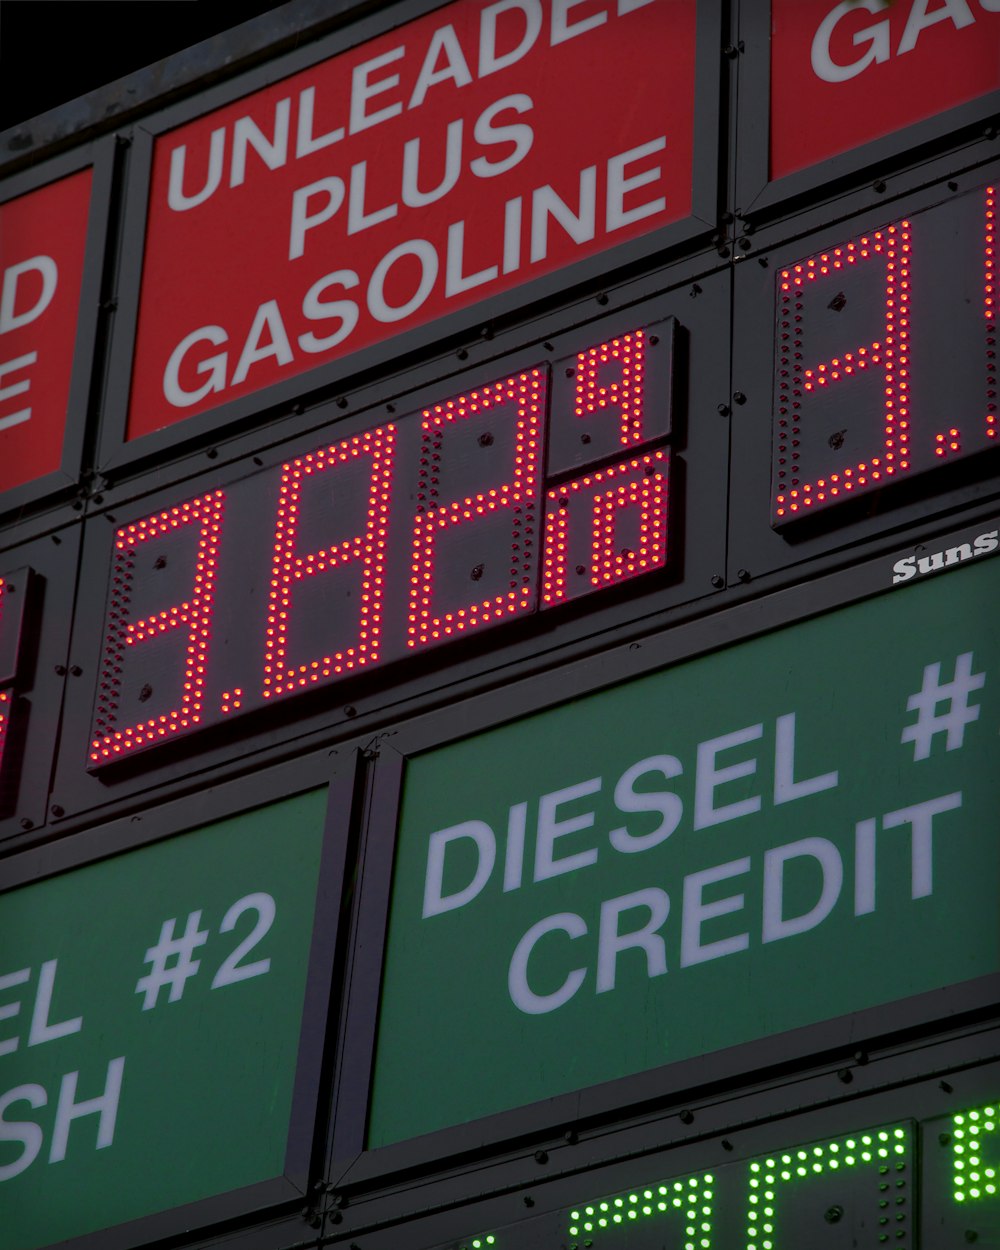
824, 1205, 844, 1224
51, 805, 65, 818
737, 568, 752, 583
711, 574, 725, 588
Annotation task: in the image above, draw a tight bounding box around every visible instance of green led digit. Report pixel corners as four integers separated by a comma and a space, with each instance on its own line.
567, 1170, 714, 1249
952, 1103, 999, 1203
744, 1122, 911, 1250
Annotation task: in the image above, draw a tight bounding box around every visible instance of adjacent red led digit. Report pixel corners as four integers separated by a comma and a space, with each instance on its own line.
0, 688, 9, 775
775, 222, 912, 519
986, 186, 997, 442
90, 491, 226, 762
541, 450, 669, 607
262, 424, 395, 698
574, 331, 647, 447
407, 370, 545, 647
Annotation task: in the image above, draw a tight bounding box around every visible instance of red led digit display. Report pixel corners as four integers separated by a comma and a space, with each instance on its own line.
90, 492, 226, 762
88, 318, 675, 769
408, 370, 545, 648
772, 180, 999, 526
548, 321, 674, 478
0, 688, 9, 774
263, 425, 395, 699
542, 450, 669, 607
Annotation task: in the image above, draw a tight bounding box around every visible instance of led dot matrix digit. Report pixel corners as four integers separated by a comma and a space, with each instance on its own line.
87, 316, 677, 769
772, 180, 1000, 527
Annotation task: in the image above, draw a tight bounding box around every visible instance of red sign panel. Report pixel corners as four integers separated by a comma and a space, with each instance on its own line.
126, 0, 696, 440
0, 169, 92, 493
770, 0, 1000, 181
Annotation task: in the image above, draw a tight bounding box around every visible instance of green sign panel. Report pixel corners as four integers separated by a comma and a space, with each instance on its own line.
0, 788, 327, 1250
370, 556, 999, 1147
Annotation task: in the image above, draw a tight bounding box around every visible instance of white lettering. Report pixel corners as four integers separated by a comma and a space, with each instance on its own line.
367, 238, 438, 323
508, 912, 587, 1013
423, 820, 496, 918
409, 25, 473, 109
606, 137, 666, 232
0, 968, 31, 1058
0, 256, 57, 333
811, 0, 890, 84
0, 352, 37, 432
298, 269, 360, 353
402, 120, 464, 208
882, 790, 963, 900
530, 166, 597, 263
898, 0, 975, 55
49, 1057, 125, 1164
680, 857, 751, 967
479, 0, 542, 76
762, 837, 843, 942
162, 326, 228, 408
534, 776, 601, 881
230, 300, 294, 386
552, 0, 608, 45
0, 1084, 46, 1182
469, 93, 534, 178
288, 176, 346, 260
230, 99, 291, 188
295, 85, 344, 157
350, 46, 405, 134
445, 219, 499, 296
773, 712, 839, 805
28, 961, 82, 1048
609, 754, 683, 852
694, 723, 763, 829
596, 887, 669, 992
167, 130, 225, 210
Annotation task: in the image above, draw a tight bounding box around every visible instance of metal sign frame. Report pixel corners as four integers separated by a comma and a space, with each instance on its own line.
0, 747, 357, 1250
327, 525, 1000, 1189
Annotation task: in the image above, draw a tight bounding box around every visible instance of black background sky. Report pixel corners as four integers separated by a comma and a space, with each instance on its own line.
1, 1, 287, 133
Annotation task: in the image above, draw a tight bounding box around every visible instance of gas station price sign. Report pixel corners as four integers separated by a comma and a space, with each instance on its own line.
771, 175, 998, 525
0, 788, 329, 1250
87, 314, 675, 769
366, 550, 998, 1147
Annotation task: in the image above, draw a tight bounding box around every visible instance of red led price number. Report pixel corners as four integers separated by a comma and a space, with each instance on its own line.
772, 180, 998, 525
89, 320, 675, 767
0, 569, 30, 782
